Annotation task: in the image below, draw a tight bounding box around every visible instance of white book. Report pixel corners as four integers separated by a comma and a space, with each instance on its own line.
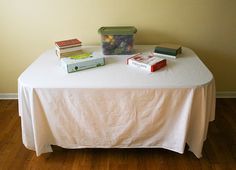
56, 45, 82, 54
56, 49, 84, 58
153, 52, 177, 59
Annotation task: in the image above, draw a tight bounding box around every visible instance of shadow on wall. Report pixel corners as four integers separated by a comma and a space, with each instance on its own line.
195, 47, 236, 90
134, 28, 181, 45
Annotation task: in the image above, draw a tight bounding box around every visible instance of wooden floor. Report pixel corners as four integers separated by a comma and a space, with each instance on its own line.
0, 99, 235, 170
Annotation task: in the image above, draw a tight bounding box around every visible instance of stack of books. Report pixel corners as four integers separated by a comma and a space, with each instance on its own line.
127, 53, 166, 72
154, 43, 182, 59
55, 38, 82, 58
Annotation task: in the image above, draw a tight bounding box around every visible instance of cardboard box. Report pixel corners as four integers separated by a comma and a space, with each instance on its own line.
127, 53, 166, 72
61, 53, 105, 73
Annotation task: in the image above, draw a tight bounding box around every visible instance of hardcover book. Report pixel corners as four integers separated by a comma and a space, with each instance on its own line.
55, 38, 81, 49
55, 46, 83, 58
56, 49, 85, 58
154, 43, 182, 56
127, 53, 166, 72
153, 52, 179, 59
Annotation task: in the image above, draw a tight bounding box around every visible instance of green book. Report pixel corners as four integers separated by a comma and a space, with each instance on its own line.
154, 43, 182, 56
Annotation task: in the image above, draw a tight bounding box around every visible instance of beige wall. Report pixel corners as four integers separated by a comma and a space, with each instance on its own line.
1, 0, 236, 93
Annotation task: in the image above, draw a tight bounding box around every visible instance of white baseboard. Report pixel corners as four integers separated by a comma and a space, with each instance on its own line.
0, 91, 235, 100
216, 91, 236, 98
0, 93, 18, 100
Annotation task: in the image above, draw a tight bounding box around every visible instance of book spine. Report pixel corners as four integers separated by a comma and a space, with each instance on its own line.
56, 44, 81, 49
55, 50, 61, 58
154, 48, 177, 56
56, 50, 65, 58
153, 53, 177, 59
56, 45, 82, 53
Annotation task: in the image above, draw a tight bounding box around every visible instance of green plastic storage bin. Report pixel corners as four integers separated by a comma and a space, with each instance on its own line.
98, 26, 137, 55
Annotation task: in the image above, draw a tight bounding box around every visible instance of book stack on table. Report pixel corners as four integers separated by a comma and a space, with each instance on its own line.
154, 43, 182, 59
55, 38, 105, 73
55, 38, 82, 58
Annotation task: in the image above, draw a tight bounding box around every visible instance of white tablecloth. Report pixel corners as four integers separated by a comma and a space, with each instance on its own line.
18, 45, 215, 158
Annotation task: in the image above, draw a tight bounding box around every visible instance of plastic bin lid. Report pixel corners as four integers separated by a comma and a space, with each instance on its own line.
98, 26, 137, 35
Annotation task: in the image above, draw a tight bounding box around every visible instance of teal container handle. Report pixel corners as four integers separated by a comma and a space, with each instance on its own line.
98, 26, 137, 35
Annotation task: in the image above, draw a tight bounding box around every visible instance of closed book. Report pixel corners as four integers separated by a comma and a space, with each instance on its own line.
155, 43, 182, 56
55, 38, 81, 49
127, 53, 166, 72
56, 45, 82, 54
56, 49, 84, 58
61, 53, 105, 73
153, 52, 177, 59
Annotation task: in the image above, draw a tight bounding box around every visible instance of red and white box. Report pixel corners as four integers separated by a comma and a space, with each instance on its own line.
127, 53, 167, 72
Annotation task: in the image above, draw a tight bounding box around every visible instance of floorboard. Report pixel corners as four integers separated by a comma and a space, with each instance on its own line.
0, 99, 235, 170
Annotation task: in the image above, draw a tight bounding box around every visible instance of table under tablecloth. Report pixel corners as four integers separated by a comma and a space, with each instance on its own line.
18, 45, 215, 158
